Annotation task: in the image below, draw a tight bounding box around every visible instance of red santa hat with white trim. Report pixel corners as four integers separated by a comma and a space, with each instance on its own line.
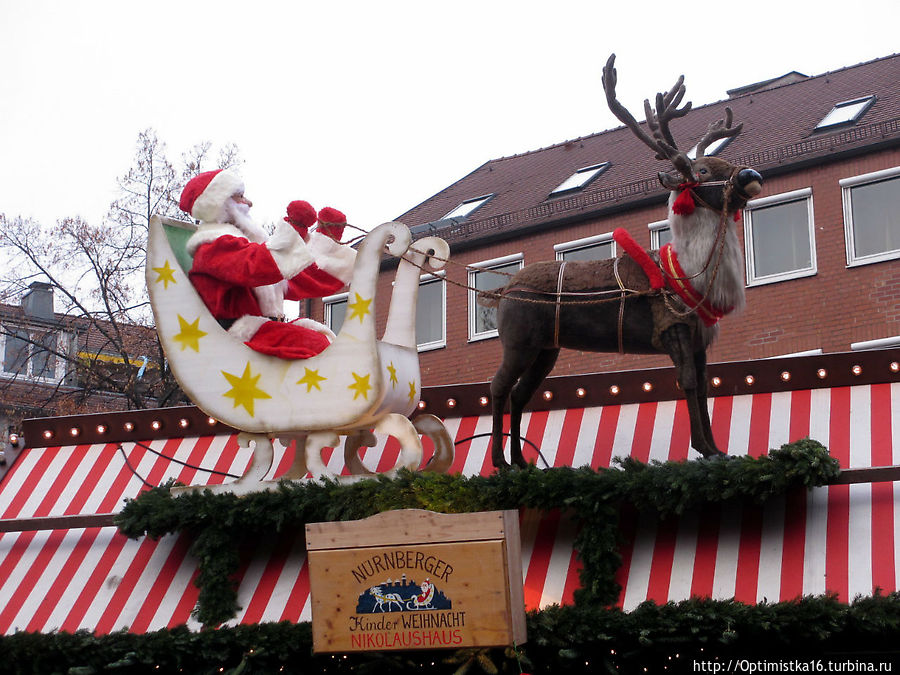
180, 170, 245, 223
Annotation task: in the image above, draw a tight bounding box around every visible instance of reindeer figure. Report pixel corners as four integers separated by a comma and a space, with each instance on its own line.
488, 54, 763, 468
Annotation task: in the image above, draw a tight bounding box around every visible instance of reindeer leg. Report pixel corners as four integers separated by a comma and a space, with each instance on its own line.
490, 350, 533, 469
507, 348, 560, 468
693, 348, 724, 456
660, 324, 721, 458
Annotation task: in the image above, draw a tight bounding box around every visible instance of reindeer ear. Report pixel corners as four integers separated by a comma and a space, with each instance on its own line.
657, 171, 683, 191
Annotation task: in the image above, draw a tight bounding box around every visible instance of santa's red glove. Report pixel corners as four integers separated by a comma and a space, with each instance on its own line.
317, 207, 346, 241
285, 200, 317, 240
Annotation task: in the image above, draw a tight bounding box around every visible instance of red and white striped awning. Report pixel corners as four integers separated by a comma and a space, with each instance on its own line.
1, 379, 897, 634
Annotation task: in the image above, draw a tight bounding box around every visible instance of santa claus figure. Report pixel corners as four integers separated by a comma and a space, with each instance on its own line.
179, 169, 356, 359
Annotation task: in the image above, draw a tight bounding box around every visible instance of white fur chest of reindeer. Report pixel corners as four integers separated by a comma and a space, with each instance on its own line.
487, 54, 763, 469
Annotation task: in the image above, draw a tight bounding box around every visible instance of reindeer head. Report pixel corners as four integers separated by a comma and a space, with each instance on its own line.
602, 54, 763, 214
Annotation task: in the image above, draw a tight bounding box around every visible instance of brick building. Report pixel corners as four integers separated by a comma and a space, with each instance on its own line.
313, 53, 900, 388
0, 282, 171, 442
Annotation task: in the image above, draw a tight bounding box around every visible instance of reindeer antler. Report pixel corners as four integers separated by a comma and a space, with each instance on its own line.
695, 107, 743, 157
602, 54, 696, 182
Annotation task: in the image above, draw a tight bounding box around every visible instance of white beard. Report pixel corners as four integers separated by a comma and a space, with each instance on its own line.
222, 199, 268, 243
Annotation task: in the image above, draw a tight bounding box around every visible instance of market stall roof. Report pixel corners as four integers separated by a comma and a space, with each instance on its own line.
0, 350, 898, 634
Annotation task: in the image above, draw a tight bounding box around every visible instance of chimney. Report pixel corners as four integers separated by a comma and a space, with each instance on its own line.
21, 282, 55, 321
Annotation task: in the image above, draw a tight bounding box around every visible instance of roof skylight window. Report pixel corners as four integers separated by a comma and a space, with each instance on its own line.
443, 194, 493, 219
687, 135, 732, 159
550, 162, 609, 196
815, 96, 875, 130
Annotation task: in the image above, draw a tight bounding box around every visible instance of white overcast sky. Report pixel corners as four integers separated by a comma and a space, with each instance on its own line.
2, 1, 899, 232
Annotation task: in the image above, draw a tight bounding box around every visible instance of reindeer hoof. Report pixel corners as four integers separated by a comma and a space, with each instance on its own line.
694, 444, 727, 459
701, 450, 729, 460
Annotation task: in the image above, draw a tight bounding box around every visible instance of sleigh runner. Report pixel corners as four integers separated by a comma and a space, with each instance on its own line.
147, 216, 453, 491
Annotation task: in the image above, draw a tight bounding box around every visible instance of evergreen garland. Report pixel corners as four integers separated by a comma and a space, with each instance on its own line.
2, 595, 898, 674
115, 438, 840, 626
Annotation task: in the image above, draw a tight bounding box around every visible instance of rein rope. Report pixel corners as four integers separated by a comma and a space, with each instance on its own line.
342, 179, 736, 315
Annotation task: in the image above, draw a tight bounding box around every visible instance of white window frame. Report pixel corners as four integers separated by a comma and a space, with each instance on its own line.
850, 335, 900, 351
323, 291, 349, 335
648, 219, 671, 250
553, 232, 615, 261
442, 194, 493, 220
467, 253, 523, 342
0, 324, 70, 383
416, 273, 446, 352
549, 163, 610, 197
744, 188, 817, 287
840, 165, 900, 267
815, 96, 875, 131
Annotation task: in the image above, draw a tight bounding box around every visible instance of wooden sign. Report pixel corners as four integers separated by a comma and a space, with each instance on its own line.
306, 509, 526, 653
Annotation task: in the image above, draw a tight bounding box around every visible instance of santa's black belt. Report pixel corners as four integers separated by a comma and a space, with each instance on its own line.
217, 317, 286, 331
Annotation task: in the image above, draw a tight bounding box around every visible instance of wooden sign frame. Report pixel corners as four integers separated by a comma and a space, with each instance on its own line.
306, 509, 526, 653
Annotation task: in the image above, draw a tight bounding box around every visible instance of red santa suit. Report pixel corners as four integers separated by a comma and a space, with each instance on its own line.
179, 170, 356, 359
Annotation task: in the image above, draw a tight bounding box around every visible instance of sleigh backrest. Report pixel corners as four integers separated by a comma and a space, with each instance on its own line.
155, 216, 198, 275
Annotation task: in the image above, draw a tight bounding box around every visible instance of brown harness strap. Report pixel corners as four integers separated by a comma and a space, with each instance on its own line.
553, 261, 567, 348
613, 257, 627, 354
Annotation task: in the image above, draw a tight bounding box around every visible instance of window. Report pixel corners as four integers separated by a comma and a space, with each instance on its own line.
323, 292, 348, 334
840, 166, 900, 266
687, 136, 732, 159
648, 220, 672, 249
443, 194, 493, 220
468, 254, 523, 341
744, 188, 816, 286
815, 96, 875, 131
554, 233, 615, 262
416, 275, 446, 351
1, 325, 63, 381
549, 163, 609, 197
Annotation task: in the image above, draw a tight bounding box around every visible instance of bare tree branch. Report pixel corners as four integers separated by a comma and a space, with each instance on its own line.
0, 129, 243, 421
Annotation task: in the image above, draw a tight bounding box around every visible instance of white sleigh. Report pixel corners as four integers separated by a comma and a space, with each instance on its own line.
146, 216, 453, 493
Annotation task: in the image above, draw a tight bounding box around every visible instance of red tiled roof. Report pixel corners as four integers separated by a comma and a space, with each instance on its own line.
398, 53, 900, 245
0, 303, 156, 357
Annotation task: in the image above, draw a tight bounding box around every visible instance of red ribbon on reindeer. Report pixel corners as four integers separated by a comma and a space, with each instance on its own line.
672, 182, 699, 215
659, 243, 732, 326
612, 228, 665, 289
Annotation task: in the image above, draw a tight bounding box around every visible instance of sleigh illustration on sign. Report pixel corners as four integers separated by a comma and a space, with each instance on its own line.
146, 216, 453, 493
